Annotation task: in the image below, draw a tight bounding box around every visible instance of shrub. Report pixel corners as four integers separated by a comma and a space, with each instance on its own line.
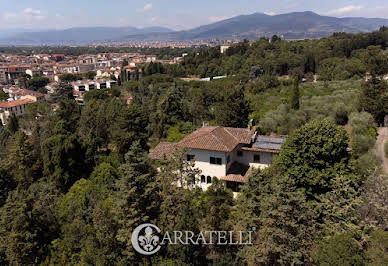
312, 234, 364, 266
385, 141, 388, 158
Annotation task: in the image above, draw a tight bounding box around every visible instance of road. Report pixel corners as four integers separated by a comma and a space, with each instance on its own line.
376, 127, 388, 173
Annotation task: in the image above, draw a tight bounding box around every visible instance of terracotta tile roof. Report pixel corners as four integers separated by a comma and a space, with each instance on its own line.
10, 88, 45, 98
0, 99, 33, 108
149, 142, 177, 160
176, 126, 253, 152
220, 162, 253, 183
220, 174, 248, 183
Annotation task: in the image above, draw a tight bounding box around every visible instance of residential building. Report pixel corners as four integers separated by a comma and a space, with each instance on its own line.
149, 126, 286, 195
26, 68, 43, 77
71, 80, 96, 92
8, 88, 45, 102
0, 99, 34, 125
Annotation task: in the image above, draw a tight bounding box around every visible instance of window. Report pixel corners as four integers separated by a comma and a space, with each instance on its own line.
254, 154, 261, 163
237, 150, 243, 157
187, 154, 195, 161
227, 155, 230, 164
210, 157, 222, 165
207, 176, 212, 184
201, 175, 206, 183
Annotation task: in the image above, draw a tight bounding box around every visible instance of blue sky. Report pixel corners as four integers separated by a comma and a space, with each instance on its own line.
1, 0, 388, 30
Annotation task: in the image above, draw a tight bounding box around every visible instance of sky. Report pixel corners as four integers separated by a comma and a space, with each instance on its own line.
1, 0, 388, 30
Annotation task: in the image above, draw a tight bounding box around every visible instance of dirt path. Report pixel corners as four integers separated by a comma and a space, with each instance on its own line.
376, 127, 388, 173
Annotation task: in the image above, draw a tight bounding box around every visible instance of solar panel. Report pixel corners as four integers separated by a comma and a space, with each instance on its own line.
254, 136, 286, 150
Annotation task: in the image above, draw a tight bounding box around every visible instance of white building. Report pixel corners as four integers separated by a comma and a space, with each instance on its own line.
149, 126, 286, 194
220, 45, 231, 54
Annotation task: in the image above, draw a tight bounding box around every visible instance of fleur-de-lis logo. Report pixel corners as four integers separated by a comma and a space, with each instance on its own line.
138, 226, 159, 252
132, 224, 161, 255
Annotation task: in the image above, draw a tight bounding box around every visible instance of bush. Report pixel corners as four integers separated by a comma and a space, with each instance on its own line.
385, 142, 388, 158
349, 112, 377, 137
352, 135, 376, 158
312, 234, 364, 266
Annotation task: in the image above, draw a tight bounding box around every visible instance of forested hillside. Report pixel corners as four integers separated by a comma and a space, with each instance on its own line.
1, 28, 388, 265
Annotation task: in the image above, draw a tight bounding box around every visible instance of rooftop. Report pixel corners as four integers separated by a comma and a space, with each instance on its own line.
176, 126, 253, 152
149, 142, 177, 160
0, 99, 33, 108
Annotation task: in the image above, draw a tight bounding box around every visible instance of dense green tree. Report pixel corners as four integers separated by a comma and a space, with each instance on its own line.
90, 162, 120, 192
55, 99, 81, 133
214, 84, 249, 128
28, 76, 50, 91
359, 78, 388, 125
8, 132, 38, 188
84, 71, 96, 80
59, 73, 82, 83
112, 141, 160, 261
48, 178, 120, 265
156, 150, 205, 264
248, 175, 314, 265
0, 90, 8, 101
278, 119, 352, 197
0, 182, 60, 265
7, 114, 19, 134
365, 230, 388, 265
0, 160, 15, 207
151, 83, 183, 139
198, 179, 234, 262
41, 126, 86, 192
312, 234, 364, 266
290, 79, 300, 110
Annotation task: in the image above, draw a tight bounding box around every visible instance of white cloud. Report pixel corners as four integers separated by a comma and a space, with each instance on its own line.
264, 12, 276, 16
323, 5, 388, 18
150, 17, 157, 22
3, 8, 47, 21
326, 5, 363, 16
137, 3, 153, 12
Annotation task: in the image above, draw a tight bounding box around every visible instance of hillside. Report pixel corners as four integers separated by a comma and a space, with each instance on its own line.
1, 11, 388, 44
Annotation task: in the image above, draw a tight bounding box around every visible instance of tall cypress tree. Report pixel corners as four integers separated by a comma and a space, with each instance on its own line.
291, 79, 300, 110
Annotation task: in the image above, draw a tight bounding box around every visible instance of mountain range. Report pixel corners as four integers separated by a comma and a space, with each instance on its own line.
1, 11, 388, 45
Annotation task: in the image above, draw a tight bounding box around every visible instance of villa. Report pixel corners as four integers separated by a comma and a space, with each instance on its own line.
149, 126, 286, 194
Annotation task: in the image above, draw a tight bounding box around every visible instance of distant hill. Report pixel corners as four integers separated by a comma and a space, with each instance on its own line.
1, 11, 388, 45
119, 11, 388, 42
0, 26, 174, 45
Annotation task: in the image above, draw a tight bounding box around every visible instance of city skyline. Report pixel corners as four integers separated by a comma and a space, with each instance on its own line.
1, 0, 388, 30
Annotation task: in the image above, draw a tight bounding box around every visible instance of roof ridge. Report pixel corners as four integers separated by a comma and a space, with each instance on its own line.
209, 131, 229, 150
223, 127, 241, 143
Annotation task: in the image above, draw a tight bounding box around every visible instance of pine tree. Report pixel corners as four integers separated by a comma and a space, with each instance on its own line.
156, 149, 205, 264
245, 175, 315, 265
7, 114, 19, 134
8, 132, 37, 188
112, 141, 160, 261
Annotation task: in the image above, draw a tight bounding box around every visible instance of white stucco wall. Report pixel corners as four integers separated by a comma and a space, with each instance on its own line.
182, 147, 278, 191
235, 149, 275, 169
186, 148, 228, 190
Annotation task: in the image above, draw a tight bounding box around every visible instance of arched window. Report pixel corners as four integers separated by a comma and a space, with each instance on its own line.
201, 175, 206, 183
207, 176, 212, 184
